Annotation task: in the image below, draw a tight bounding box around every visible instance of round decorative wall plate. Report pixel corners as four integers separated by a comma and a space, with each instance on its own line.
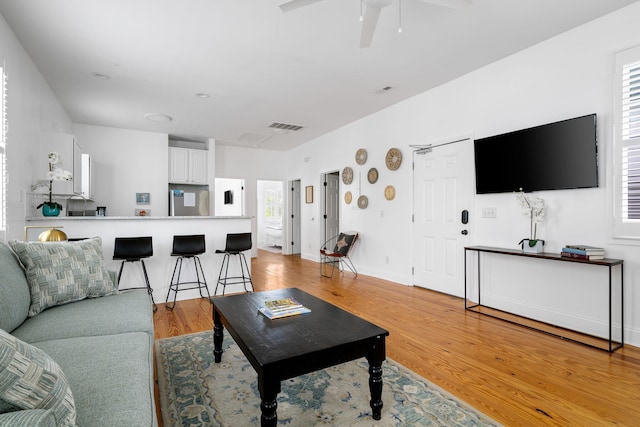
357, 195, 368, 209
342, 167, 353, 185
385, 148, 402, 171
384, 185, 396, 201
367, 167, 378, 184
355, 148, 368, 165
344, 191, 352, 204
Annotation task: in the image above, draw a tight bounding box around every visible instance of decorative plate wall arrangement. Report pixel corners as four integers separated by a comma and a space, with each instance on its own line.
355, 148, 368, 165
357, 195, 368, 209
385, 148, 402, 171
342, 167, 353, 185
367, 168, 378, 184
384, 185, 396, 201
344, 191, 352, 204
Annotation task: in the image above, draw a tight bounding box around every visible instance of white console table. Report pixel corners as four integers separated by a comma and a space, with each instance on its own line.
464, 246, 624, 352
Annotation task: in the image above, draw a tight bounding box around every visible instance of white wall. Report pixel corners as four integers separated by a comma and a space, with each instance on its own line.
72, 124, 169, 217
284, 3, 640, 345
215, 144, 288, 257
0, 13, 73, 240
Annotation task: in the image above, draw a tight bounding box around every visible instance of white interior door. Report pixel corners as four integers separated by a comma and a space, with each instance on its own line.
413, 138, 475, 297
290, 180, 301, 254
324, 172, 340, 245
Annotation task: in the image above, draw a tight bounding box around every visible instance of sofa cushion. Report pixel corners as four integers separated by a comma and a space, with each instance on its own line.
34, 332, 156, 427
12, 289, 153, 344
9, 237, 117, 317
0, 329, 76, 426
0, 242, 31, 333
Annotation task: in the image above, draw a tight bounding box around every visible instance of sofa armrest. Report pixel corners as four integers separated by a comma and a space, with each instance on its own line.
0, 409, 56, 427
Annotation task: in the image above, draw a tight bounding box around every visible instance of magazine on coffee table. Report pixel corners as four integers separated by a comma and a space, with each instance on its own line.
259, 297, 311, 319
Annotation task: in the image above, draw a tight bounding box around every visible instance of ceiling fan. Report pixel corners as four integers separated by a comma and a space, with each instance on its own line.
279, 0, 473, 48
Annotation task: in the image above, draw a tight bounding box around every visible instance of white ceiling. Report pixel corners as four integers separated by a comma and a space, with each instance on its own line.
0, 0, 637, 150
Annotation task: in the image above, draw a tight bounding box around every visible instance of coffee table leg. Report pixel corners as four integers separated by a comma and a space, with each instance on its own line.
258, 373, 280, 427
213, 309, 224, 363
367, 336, 386, 420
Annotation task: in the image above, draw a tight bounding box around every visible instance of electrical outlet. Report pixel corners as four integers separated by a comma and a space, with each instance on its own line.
482, 207, 497, 218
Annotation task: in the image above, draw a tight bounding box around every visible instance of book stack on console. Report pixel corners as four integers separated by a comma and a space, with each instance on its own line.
258, 297, 311, 320
560, 245, 605, 260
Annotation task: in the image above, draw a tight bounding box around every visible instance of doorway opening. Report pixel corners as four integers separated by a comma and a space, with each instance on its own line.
257, 180, 285, 253
322, 171, 340, 251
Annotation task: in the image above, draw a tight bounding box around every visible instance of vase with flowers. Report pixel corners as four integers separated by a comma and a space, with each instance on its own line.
516, 190, 545, 253
33, 152, 73, 217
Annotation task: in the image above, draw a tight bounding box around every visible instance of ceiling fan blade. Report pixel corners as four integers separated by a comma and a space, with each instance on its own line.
279, 0, 324, 12
414, 0, 473, 11
360, 5, 382, 48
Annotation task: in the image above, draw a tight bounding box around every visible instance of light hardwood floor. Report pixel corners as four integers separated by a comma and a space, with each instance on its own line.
154, 250, 640, 426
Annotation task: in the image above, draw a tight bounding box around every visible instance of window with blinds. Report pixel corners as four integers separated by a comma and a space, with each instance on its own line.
614, 46, 640, 238
0, 65, 6, 234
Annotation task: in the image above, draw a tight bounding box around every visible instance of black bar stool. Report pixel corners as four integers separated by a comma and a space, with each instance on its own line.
113, 236, 157, 312
214, 233, 254, 296
165, 234, 211, 310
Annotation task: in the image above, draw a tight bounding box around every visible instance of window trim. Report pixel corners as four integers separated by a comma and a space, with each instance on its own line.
612, 45, 640, 239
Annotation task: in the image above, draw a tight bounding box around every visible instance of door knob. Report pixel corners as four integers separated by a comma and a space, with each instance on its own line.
461, 230, 469, 235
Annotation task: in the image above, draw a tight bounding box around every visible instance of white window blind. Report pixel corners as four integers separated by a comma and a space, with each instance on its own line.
0, 65, 6, 234
614, 46, 640, 237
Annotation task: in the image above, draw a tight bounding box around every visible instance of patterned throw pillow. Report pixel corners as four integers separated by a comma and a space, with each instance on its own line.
9, 237, 117, 317
0, 329, 76, 426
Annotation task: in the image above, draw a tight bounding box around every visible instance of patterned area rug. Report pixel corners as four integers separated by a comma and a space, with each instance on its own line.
155, 331, 501, 427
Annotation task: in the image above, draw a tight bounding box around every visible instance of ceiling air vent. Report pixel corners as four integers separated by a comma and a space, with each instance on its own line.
268, 122, 305, 132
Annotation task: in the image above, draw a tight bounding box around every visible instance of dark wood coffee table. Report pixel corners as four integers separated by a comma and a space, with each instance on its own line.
212, 288, 389, 427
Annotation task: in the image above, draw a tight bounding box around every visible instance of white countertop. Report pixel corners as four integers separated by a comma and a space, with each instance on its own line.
26, 215, 251, 221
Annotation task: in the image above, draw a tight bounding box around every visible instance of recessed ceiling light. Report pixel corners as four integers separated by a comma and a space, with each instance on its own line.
91, 72, 111, 80
144, 113, 173, 123
195, 93, 210, 99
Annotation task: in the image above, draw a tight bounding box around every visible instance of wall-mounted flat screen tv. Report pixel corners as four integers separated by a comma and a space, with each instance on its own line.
474, 114, 598, 194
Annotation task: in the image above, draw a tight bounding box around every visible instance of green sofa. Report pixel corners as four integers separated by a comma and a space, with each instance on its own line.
0, 239, 157, 427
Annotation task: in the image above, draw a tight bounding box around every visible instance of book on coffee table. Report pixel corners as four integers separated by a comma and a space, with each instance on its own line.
259, 297, 311, 319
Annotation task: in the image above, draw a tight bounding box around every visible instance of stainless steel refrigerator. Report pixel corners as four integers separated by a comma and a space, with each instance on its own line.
169, 185, 210, 216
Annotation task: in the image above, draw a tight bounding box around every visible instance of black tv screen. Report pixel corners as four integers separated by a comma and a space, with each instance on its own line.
474, 114, 598, 194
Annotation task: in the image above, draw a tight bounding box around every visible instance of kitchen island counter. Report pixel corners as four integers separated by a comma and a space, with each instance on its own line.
24, 216, 253, 302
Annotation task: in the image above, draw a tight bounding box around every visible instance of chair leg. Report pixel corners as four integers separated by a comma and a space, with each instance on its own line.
165, 257, 182, 310
140, 259, 157, 312
194, 256, 211, 301
215, 253, 230, 296
239, 253, 253, 292
117, 261, 125, 289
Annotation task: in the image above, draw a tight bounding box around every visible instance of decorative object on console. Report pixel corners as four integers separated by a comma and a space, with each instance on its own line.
561, 245, 605, 260
355, 148, 367, 165
135, 209, 150, 216
385, 148, 402, 171
516, 190, 545, 253
24, 225, 68, 242
342, 167, 353, 184
32, 152, 72, 217
367, 167, 378, 184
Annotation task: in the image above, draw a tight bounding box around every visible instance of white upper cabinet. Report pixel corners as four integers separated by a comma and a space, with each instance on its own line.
169, 147, 208, 184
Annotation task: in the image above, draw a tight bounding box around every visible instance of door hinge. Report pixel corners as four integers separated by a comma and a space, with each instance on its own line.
411, 266, 414, 275
324, 181, 328, 187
